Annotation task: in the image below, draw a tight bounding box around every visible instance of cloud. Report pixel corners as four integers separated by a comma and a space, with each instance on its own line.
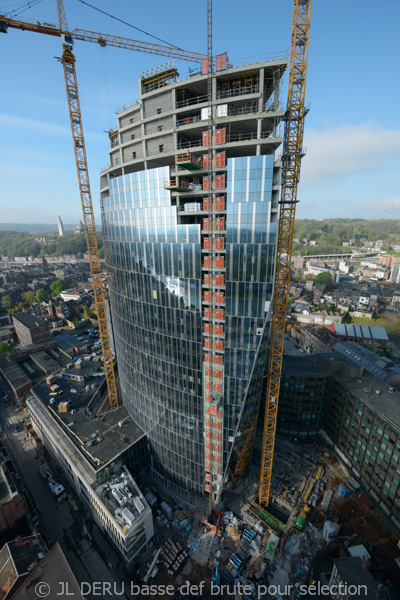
352, 195, 400, 217
301, 123, 400, 186
0, 114, 104, 142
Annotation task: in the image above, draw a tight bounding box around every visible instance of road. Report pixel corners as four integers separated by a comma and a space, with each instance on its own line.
0, 400, 130, 600
283, 336, 305, 357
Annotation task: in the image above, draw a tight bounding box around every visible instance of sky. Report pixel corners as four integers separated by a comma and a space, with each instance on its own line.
0, 0, 399, 224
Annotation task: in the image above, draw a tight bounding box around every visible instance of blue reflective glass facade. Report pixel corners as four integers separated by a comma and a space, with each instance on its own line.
102, 156, 277, 501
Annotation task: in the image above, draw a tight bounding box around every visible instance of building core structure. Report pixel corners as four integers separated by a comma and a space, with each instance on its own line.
101, 57, 287, 503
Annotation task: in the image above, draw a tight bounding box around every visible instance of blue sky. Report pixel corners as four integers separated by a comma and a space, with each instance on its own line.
0, 0, 399, 224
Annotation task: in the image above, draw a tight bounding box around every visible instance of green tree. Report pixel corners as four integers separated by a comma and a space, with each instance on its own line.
1, 295, 15, 311
0, 342, 12, 353
21, 291, 36, 306
83, 306, 96, 319
50, 279, 69, 296
314, 272, 333, 285
36, 289, 48, 302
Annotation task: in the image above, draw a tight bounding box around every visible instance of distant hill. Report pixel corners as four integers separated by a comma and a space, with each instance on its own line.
0, 230, 103, 259
293, 218, 400, 256
0, 223, 77, 234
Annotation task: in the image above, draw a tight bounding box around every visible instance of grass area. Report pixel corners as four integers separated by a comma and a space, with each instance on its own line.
351, 312, 400, 335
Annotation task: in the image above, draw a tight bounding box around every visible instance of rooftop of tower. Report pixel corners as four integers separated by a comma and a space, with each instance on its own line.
100, 56, 288, 189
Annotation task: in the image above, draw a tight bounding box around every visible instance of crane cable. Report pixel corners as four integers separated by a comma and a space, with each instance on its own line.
76, 0, 183, 50
100, 45, 113, 130
5, 0, 42, 18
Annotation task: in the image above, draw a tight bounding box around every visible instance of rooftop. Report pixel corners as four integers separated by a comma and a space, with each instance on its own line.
12, 312, 46, 329
31, 367, 145, 471
10, 543, 84, 600
282, 354, 330, 378
333, 557, 377, 600
93, 465, 149, 528
335, 341, 400, 385
30, 350, 59, 374
0, 536, 45, 599
0, 354, 31, 392
333, 323, 389, 341
336, 370, 400, 433
54, 332, 87, 351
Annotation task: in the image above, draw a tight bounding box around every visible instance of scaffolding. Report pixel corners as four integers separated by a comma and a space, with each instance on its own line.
216, 72, 260, 99
140, 61, 179, 94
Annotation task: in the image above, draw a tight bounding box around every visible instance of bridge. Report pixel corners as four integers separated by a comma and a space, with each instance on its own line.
296, 250, 380, 261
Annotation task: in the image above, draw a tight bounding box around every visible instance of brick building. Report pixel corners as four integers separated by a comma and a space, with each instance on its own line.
12, 313, 50, 346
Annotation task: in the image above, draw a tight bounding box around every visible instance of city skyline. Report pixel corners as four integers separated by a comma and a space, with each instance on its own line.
0, 0, 399, 223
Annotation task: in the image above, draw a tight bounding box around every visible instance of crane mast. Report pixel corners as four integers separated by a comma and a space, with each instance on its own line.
0, 3, 205, 412
259, 0, 312, 506
56, 0, 119, 410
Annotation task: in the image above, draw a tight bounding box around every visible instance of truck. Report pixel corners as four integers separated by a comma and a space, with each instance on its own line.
38, 462, 66, 502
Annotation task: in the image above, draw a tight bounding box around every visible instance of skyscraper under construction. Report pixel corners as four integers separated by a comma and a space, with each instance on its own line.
101, 56, 286, 503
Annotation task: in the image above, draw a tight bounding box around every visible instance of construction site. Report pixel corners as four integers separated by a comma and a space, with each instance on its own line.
1, 1, 400, 599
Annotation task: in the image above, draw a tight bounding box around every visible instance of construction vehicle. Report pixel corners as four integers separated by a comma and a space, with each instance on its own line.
0, 1, 205, 411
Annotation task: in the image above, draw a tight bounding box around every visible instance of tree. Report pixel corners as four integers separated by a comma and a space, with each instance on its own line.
0, 342, 12, 353
21, 291, 36, 306
50, 279, 69, 296
83, 306, 96, 319
1, 295, 15, 311
314, 272, 333, 285
36, 289, 48, 302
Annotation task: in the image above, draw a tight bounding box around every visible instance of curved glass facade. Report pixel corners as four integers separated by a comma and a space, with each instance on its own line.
102, 156, 277, 501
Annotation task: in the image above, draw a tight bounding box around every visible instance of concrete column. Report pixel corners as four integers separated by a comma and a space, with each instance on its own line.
258, 68, 265, 112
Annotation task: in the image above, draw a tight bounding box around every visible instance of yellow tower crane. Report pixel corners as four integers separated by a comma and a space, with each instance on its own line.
234, 0, 313, 486
259, 0, 313, 507
0, 1, 205, 411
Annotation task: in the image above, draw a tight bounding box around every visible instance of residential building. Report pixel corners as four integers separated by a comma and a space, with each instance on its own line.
291, 324, 339, 354
339, 260, 353, 274
0, 460, 27, 542
57, 215, 64, 237
60, 288, 84, 301
392, 292, 400, 308
390, 262, 400, 284
12, 313, 50, 346
293, 256, 305, 270
0, 328, 13, 345
380, 254, 400, 268
101, 58, 286, 503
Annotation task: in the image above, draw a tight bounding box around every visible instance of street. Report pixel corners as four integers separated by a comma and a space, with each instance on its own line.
0, 400, 130, 600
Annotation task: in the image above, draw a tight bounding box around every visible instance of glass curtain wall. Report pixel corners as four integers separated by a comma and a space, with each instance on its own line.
102, 156, 277, 501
